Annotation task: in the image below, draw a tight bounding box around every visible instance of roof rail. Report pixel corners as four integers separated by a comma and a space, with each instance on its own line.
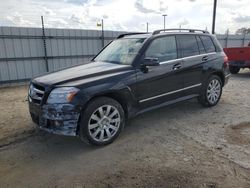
152, 29, 209, 35
117, 32, 148, 39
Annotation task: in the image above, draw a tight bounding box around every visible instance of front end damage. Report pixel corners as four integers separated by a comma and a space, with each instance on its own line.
28, 83, 83, 136
32, 103, 80, 136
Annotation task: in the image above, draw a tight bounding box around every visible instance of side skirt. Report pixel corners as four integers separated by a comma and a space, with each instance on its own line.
135, 94, 199, 117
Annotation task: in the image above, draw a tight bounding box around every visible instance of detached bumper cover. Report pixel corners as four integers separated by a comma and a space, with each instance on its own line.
30, 103, 80, 136
224, 73, 230, 85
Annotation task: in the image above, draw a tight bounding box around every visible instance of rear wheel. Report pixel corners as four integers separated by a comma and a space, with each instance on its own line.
198, 75, 222, 107
229, 66, 240, 74
79, 97, 125, 146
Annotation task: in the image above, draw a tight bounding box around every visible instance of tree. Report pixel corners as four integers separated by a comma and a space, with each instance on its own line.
235, 28, 250, 35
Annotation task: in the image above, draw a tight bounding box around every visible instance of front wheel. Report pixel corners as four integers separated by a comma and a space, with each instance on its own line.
198, 75, 222, 107
79, 97, 125, 146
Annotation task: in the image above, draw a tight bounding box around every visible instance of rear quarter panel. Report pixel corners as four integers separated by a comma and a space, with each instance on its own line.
202, 52, 229, 86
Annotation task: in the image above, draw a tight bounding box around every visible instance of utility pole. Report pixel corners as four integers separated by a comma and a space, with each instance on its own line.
212, 0, 217, 34
162, 14, 167, 30
146, 22, 149, 33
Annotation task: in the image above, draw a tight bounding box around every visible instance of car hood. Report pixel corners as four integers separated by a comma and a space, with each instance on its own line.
33, 62, 133, 86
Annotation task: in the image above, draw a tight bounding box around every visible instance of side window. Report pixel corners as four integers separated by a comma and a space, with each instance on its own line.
177, 35, 199, 58
145, 36, 177, 62
200, 36, 216, 53
196, 36, 206, 54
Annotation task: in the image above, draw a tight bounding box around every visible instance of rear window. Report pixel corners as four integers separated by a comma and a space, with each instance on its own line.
177, 35, 199, 58
196, 36, 206, 54
200, 36, 216, 53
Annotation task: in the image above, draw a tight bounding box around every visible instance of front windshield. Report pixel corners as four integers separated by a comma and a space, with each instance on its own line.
94, 38, 146, 65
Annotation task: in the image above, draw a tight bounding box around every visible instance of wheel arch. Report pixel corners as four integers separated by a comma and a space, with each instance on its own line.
80, 90, 132, 119
211, 71, 225, 86
99, 92, 129, 118
76, 91, 130, 135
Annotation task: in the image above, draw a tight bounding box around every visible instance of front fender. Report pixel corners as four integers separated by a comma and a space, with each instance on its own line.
75, 83, 138, 118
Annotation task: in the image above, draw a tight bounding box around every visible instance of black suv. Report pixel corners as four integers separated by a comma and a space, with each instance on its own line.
29, 29, 230, 145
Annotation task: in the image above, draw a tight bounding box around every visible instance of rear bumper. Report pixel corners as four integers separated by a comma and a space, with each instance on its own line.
229, 61, 250, 68
29, 101, 80, 136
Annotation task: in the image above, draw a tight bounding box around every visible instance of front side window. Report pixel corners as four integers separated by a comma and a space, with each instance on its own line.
94, 38, 146, 65
145, 36, 177, 62
177, 35, 199, 58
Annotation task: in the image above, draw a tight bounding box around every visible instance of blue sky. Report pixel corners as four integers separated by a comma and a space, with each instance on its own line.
0, 0, 250, 34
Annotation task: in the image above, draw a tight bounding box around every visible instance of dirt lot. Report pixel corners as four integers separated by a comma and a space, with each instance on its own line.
0, 70, 250, 188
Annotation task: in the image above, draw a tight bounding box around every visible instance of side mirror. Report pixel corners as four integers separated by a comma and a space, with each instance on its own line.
140, 57, 159, 73
143, 57, 160, 66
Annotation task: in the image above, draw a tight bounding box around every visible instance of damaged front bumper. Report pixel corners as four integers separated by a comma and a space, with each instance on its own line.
29, 103, 80, 136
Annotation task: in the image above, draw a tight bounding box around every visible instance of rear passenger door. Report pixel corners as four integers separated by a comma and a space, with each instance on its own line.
176, 34, 213, 95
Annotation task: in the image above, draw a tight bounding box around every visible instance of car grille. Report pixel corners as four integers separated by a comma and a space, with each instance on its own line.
29, 83, 45, 105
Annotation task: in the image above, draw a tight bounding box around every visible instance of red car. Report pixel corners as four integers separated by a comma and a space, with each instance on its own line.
224, 43, 250, 74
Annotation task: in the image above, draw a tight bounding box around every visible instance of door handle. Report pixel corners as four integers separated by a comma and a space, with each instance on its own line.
202, 56, 208, 62
173, 63, 182, 70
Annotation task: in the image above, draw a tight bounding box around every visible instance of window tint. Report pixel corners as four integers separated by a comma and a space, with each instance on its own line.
200, 36, 216, 53
196, 36, 206, 54
177, 35, 199, 58
145, 36, 177, 62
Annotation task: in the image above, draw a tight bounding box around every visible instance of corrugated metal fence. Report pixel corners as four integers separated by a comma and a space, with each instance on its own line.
217, 34, 250, 48
0, 26, 250, 85
0, 26, 125, 85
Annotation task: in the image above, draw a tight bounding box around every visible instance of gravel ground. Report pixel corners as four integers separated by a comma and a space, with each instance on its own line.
0, 70, 250, 188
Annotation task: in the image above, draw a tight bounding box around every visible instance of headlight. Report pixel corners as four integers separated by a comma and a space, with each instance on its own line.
47, 87, 79, 104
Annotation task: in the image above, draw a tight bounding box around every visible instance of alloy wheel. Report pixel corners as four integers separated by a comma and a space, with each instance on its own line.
88, 105, 121, 142
206, 79, 221, 104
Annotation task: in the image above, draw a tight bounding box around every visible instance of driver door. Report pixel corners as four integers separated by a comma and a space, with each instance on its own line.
135, 35, 184, 109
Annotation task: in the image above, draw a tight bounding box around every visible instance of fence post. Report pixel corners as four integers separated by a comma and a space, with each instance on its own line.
242, 32, 246, 47
225, 29, 229, 48
41, 16, 49, 72
101, 19, 104, 48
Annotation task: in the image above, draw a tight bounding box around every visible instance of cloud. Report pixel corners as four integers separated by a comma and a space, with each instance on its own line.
70, 14, 83, 23
1, 0, 250, 34
135, 0, 160, 14
102, 14, 108, 19
66, 0, 88, 5
5, 12, 35, 26
234, 15, 250, 23
112, 23, 126, 30
93, 0, 114, 6
159, 0, 168, 12
178, 18, 189, 26
43, 7, 56, 16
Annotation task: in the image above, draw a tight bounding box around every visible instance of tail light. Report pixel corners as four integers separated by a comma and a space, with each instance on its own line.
224, 55, 229, 66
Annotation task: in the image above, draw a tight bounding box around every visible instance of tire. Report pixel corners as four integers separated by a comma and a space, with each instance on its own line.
79, 97, 125, 146
229, 66, 240, 74
198, 75, 222, 107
